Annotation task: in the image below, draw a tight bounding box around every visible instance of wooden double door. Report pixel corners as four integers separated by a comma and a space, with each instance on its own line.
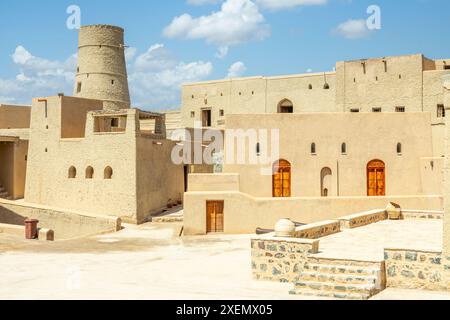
273, 160, 291, 198
206, 201, 224, 233
367, 160, 386, 196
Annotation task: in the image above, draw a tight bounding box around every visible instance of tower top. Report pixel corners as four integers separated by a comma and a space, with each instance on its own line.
73, 24, 131, 110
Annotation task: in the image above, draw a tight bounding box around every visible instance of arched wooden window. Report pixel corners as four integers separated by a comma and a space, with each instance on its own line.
341, 143, 347, 154
311, 143, 317, 154
104, 166, 113, 179
278, 99, 294, 114
321, 167, 332, 197
367, 160, 386, 196
68, 166, 77, 179
397, 143, 402, 155
273, 160, 291, 198
86, 166, 94, 179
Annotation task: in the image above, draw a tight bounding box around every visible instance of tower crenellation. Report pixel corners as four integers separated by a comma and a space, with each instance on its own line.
73, 24, 131, 110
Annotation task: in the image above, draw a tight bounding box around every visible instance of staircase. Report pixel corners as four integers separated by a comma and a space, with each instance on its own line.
0, 184, 12, 200
290, 257, 385, 300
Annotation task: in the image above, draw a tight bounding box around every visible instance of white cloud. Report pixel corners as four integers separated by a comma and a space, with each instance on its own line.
256, 0, 327, 10
333, 19, 371, 39
129, 44, 213, 109
227, 61, 246, 78
0, 46, 76, 104
164, 0, 270, 51
0, 44, 212, 110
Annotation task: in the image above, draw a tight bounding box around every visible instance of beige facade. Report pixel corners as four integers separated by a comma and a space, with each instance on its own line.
182, 54, 450, 156
182, 54, 450, 236
23, 96, 183, 224
184, 112, 444, 235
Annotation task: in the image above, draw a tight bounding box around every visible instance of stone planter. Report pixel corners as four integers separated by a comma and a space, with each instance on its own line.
275, 219, 296, 238
386, 202, 402, 220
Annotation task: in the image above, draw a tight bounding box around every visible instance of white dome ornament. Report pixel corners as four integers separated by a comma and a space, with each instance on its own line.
275, 219, 296, 238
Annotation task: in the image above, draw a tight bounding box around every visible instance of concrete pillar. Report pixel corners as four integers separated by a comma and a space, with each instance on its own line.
443, 74, 450, 255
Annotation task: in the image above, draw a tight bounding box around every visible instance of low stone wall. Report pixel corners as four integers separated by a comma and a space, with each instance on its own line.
338, 209, 387, 229
0, 199, 121, 240
252, 235, 319, 283
401, 210, 444, 220
0, 223, 24, 237
384, 248, 450, 291
295, 220, 340, 239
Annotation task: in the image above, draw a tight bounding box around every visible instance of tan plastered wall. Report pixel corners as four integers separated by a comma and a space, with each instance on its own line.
136, 137, 184, 223
0, 199, 120, 240
24, 96, 140, 222
184, 190, 442, 235
0, 105, 31, 129
223, 113, 434, 198
0, 139, 27, 199
181, 72, 336, 129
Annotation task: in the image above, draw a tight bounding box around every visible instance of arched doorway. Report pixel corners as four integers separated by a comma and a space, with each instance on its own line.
273, 160, 291, 197
367, 160, 386, 196
321, 167, 332, 197
277, 99, 294, 113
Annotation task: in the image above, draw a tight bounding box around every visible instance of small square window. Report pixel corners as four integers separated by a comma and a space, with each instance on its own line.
190, 111, 195, 118
350, 108, 360, 113
219, 110, 224, 117
437, 104, 446, 118
395, 107, 405, 113
111, 118, 119, 128
372, 108, 382, 113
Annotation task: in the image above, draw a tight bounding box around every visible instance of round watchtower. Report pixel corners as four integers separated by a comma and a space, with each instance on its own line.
73, 24, 131, 110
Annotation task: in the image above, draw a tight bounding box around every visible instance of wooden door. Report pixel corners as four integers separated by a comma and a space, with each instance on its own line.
367, 160, 386, 196
206, 201, 224, 233
273, 160, 291, 197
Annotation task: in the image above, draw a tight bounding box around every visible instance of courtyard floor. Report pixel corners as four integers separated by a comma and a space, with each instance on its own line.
0, 219, 448, 300
316, 219, 443, 261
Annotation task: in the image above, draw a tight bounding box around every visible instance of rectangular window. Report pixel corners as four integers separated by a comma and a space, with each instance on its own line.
190, 111, 195, 118
219, 109, 224, 117
111, 118, 120, 128
444, 65, 450, 70
350, 108, 360, 113
395, 107, 406, 113
202, 109, 212, 127
76, 82, 82, 93
372, 108, 382, 113
437, 104, 446, 118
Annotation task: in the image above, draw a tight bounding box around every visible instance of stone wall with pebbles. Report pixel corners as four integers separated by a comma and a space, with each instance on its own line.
384, 249, 450, 291
251, 236, 319, 283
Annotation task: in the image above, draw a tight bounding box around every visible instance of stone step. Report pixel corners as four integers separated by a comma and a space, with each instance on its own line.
304, 263, 380, 276
299, 271, 378, 285
308, 257, 382, 268
289, 288, 370, 300
294, 280, 377, 296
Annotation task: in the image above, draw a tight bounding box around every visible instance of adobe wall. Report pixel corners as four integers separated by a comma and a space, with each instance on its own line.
183, 190, 442, 235
0, 199, 121, 240
24, 96, 139, 223
0, 104, 31, 129
136, 136, 184, 223
224, 113, 435, 198
181, 72, 336, 129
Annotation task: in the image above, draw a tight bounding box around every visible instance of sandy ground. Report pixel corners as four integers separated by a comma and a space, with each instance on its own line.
0, 221, 449, 300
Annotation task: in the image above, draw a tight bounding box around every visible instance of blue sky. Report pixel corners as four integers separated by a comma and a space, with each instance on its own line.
0, 0, 449, 110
